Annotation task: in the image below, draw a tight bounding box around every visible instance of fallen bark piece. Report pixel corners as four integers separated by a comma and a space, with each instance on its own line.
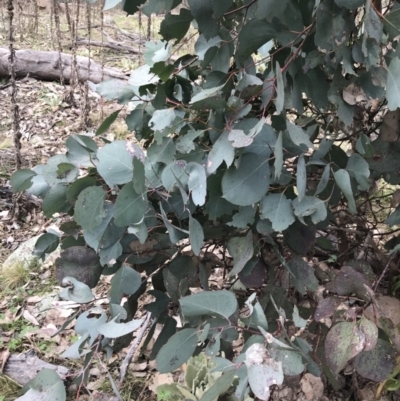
0, 48, 128, 84
3, 351, 69, 386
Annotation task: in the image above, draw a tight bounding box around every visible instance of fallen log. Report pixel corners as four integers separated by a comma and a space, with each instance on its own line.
0, 48, 128, 84
75, 39, 140, 53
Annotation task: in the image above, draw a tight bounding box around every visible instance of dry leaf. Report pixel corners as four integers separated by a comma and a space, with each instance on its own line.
381, 109, 400, 142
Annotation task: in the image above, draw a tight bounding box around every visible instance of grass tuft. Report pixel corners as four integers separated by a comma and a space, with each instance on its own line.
0, 374, 22, 401
0, 261, 30, 290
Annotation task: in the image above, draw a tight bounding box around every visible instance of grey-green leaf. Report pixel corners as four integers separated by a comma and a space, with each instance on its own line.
33, 233, 60, 261
227, 231, 254, 277
113, 184, 146, 227
18, 368, 66, 401
189, 214, 204, 256
74, 187, 106, 230
156, 328, 198, 373
386, 58, 400, 111
296, 154, 307, 202
60, 277, 94, 303
98, 318, 143, 338
333, 169, 357, 213
10, 169, 36, 192
222, 153, 270, 206
260, 194, 295, 232
180, 290, 238, 320
186, 162, 207, 206
275, 62, 284, 113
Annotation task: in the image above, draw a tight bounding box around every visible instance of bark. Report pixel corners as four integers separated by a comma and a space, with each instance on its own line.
75, 39, 140, 53
0, 48, 128, 84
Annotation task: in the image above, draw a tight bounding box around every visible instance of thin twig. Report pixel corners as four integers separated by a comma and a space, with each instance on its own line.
373, 253, 398, 291
118, 312, 152, 387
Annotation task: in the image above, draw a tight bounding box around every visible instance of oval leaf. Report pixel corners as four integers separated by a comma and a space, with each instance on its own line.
156, 328, 198, 373
180, 290, 238, 320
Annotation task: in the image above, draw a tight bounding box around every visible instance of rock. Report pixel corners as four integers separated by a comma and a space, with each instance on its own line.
300, 373, 324, 401
4, 351, 68, 386
2, 235, 60, 271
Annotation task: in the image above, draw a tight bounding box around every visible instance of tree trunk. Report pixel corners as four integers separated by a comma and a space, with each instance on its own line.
0, 48, 128, 84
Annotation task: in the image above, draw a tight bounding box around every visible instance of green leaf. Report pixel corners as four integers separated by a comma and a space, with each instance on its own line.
144, 41, 172, 67
141, 0, 175, 16
286, 121, 314, 149
156, 328, 198, 373
160, 202, 188, 243
256, 0, 290, 21
325, 322, 365, 374
84, 204, 126, 250
189, 215, 204, 256
147, 137, 176, 165
228, 129, 254, 148
287, 256, 318, 295
60, 276, 94, 303
114, 184, 147, 227
129, 65, 160, 86
91, 79, 136, 104
190, 84, 226, 104
97, 141, 143, 185
199, 368, 237, 401
354, 339, 396, 382
176, 130, 203, 154
42, 155, 74, 186
66, 135, 97, 167
275, 62, 284, 113
228, 205, 256, 229
227, 231, 254, 277
347, 153, 370, 191
242, 294, 268, 330
187, 0, 218, 40
207, 131, 235, 174
222, 153, 270, 206
292, 196, 327, 225
315, 164, 331, 196
186, 162, 207, 206
180, 290, 238, 320
245, 344, 284, 401
274, 131, 283, 179
74, 187, 107, 230
237, 19, 275, 65
386, 207, 400, 227
33, 233, 60, 260
110, 265, 142, 304
333, 169, 357, 213
150, 317, 177, 360
42, 183, 71, 217
99, 241, 123, 267
98, 318, 143, 338
56, 163, 78, 182
10, 169, 36, 192
260, 194, 295, 232
66, 176, 98, 203
296, 154, 307, 202
315, 0, 352, 52
386, 58, 400, 111
364, 0, 382, 43
269, 344, 305, 376
334, 0, 363, 9
132, 157, 146, 195
96, 109, 121, 136
19, 369, 66, 401
383, 4, 400, 40
149, 109, 176, 132
160, 9, 193, 43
